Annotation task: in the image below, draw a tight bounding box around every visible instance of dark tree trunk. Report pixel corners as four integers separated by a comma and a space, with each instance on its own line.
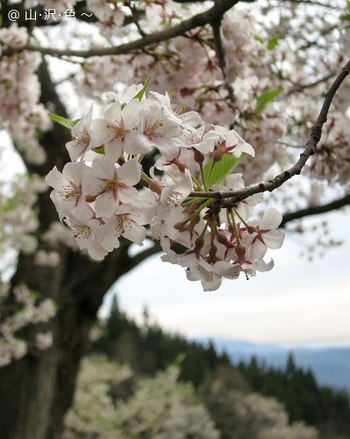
0, 242, 134, 439
0, 56, 159, 439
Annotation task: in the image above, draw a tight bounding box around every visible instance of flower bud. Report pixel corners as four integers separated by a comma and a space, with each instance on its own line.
149, 179, 163, 195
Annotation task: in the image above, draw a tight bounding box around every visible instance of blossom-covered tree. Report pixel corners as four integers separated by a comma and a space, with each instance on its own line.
63, 355, 319, 439
0, 0, 350, 438
64, 356, 220, 439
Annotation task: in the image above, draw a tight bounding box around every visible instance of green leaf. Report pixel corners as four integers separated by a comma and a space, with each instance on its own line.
256, 88, 283, 112
92, 146, 105, 155
203, 153, 246, 189
254, 35, 265, 44
347, 0, 350, 10
133, 75, 151, 101
340, 13, 350, 21
267, 33, 285, 50
48, 113, 80, 130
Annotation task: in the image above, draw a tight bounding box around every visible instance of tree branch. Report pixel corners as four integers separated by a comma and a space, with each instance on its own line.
1, 0, 239, 58
298, 24, 338, 51
187, 58, 350, 205
126, 241, 162, 272
211, 17, 235, 102
280, 194, 350, 227
285, 0, 343, 9
286, 71, 336, 96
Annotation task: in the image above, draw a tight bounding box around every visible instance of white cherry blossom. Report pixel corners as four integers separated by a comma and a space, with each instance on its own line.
92, 100, 143, 161
86, 156, 141, 218
45, 162, 93, 222
100, 204, 147, 251
214, 126, 255, 158
138, 99, 182, 159
249, 208, 285, 261
46, 83, 285, 292
69, 218, 108, 261
66, 106, 101, 161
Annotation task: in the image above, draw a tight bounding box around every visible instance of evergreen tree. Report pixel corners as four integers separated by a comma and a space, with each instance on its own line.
105, 295, 122, 339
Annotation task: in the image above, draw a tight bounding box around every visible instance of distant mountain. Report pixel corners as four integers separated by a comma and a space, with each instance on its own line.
197, 337, 350, 391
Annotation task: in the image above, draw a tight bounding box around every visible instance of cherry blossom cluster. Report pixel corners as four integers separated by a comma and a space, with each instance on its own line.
0, 174, 47, 255
81, 56, 132, 94
65, 355, 319, 439
46, 84, 285, 291
130, 5, 250, 124
0, 284, 55, 367
81, 1, 338, 190
77, 3, 255, 123
65, 357, 219, 439
0, 25, 51, 164
87, 0, 125, 28
77, 4, 290, 183
307, 112, 350, 186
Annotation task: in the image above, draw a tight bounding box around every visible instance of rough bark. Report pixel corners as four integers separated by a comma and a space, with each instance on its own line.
0, 241, 137, 439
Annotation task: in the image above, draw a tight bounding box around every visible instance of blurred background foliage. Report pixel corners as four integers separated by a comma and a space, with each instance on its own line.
63, 294, 350, 439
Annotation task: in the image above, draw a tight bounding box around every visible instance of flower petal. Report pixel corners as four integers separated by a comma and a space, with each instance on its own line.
117, 159, 141, 186
261, 207, 283, 229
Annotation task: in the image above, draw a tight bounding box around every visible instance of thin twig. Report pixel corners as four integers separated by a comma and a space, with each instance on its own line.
280, 194, 350, 227
298, 24, 338, 51
211, 17, 235, 102
285, 0, 343, 10
124, 0, 148, 38
286, 71, 336, 96
1, 0, 239, 59
187, 58, 350, 205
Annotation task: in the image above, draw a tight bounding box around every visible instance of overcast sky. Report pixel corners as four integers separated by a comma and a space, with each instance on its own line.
101, 210, 350, 348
